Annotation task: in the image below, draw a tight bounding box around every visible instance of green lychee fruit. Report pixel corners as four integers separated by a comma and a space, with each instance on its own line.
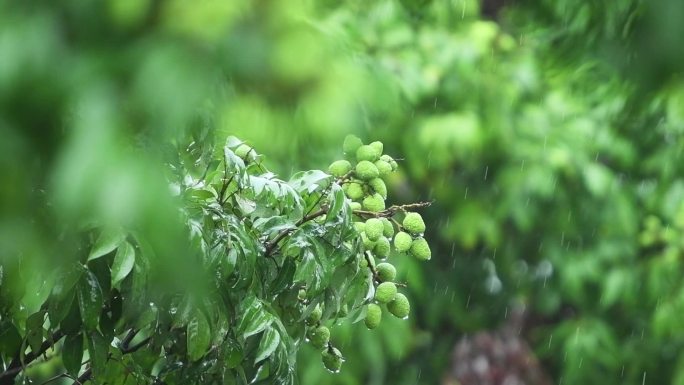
346, 182, 364, 200
355, 161, 379, 180
354, 222, 365, 233
402, 212, 426, 234
381, 218, 394, 237
374, 160, 392, 177
349, 202, 362, 211
364, 303, 382, 329
308, 325, 330, 349
375, 262, 396, 282
322, 347, 343, 372
363, 193, 385, 212
361, 232, 376, 250
343, 135, 363, 155
234, 144, 254, 160
356, 145, 379, 162
373, 236, 391, 258
409, 237, 431, 261
369, 178, 387, 199
328, 160, 352, 177
387, 293, 410, 319
365, 218, 384, 241
306, 304, 322, 325
393, 232, 413, 253
337, 304, 349, 317
374, 282, 397, 303
369, 141, 383, 157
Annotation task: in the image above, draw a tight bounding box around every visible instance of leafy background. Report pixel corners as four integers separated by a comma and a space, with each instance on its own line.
2, 0, 684, 384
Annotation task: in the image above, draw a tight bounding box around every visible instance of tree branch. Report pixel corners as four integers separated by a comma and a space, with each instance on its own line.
72, 335, 152, 385
0, 330, 65, 385
353, 201, 433, 219
264, 207, 328, 256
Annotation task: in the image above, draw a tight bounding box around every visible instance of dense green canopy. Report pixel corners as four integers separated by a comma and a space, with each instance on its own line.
1, 1, 684, 385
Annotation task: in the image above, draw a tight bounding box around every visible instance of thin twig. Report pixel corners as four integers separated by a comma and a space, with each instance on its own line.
71, 335, 152, 385
0, 330, 65, 385
353, 201, 433, 219
264, 207, 328, 256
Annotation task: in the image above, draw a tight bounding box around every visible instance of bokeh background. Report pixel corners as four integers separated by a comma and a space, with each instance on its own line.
2, 0, 684, 384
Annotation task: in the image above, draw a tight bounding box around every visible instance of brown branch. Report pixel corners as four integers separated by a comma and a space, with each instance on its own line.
0, 330, 65, 385
72, 335, 152, 385
264, 207, 328, 256
353, 201, 433, 219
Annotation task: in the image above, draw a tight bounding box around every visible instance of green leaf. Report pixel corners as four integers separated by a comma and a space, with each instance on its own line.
62, 334, 84, 377
187, 310, 211, 361
325, 184, 346, 223
87, 331, 109, 377
288, 170, 332, 194
111, 241, 136, 286
25, 311, 45, 354
238, 297, 275, 339
60, 298, 82, 336
49, 289, 75, 326
88, 228, 125, 261
52, 263, 84, 300
77, 271, 103, 330
0, 321, 22, 358
254, 327, 280, 364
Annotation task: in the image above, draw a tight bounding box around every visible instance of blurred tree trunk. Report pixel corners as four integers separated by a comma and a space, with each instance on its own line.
443, 304, 552, 385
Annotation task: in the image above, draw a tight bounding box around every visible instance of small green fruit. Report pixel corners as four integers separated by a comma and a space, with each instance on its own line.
354, 222, 365, 233
356, 145, 379, 162
343, 135, 363, 155
381, 218, 394, 237
369, 141, 383, 157
409, 237, 431, 261
365, 218, 384, 241
369, 178, 387, 199
308, 325, 330, 349
337, 304, 349, 317
346, 182, 364, 200
234, 144, 254, 160
380, 154, 398, 171
364, 303, 382, 329
374, 236, 390, 258
306, 304, 322, 325
387, 293, 410, 318
355, 161, 379, 180
374, 160, 392, 177
363, 193, 385, 212
361, 232, 376, 250
374, 282, 397, 303
328, 160, 352, 177
375, 262, 396, 282
349, 202, 362, 211
322, 347, 343, 372
393, 232, 413, 253
402, 212, 426, 234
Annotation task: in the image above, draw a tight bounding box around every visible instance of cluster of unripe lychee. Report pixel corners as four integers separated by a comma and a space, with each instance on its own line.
329, 135, 398, 213
359, 211, 429, 331
301, 303, 345, 372
330, 137, 431, 327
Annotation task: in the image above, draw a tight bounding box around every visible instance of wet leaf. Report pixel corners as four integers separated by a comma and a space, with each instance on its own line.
254, 326, 280, 364
77, 271, 103, 330
62, 333, 84, 377
187, 310, 211, 361
111, 241, 136, 286
88, 228, 126, 261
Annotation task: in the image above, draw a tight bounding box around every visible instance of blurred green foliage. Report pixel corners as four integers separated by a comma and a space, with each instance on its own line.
2, 0, 684, 384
